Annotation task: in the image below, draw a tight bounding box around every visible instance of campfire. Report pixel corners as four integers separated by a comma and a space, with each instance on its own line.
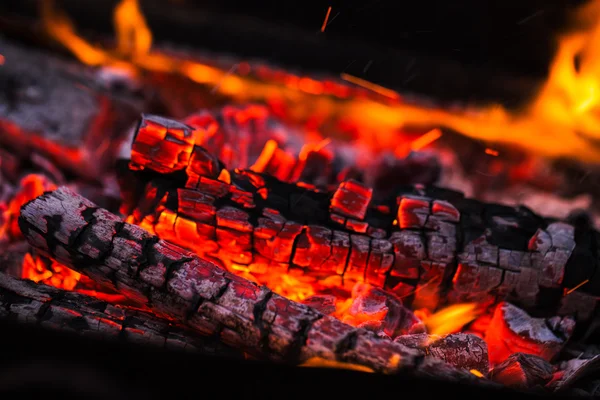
2, 0, 600, 396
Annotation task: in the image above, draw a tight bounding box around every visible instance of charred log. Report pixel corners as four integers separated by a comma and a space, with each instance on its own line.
489, 353, 554, 389
485, 302, 575, 365
0, 272, 243, 357
0, 36, 143, 180
18, 187, 479, 382
394, 333, 489, 373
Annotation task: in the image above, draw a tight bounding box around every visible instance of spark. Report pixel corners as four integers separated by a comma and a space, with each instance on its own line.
410, 128, 443, 151
565, 279, 589, 295
469, 369, 484, 378
485, 148, 499, 156
314, 138, 332, 151
321, 6, 332, 32
340, 73, 400, 100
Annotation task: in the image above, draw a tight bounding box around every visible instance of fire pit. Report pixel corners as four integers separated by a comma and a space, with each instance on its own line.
2, 0, 600, 397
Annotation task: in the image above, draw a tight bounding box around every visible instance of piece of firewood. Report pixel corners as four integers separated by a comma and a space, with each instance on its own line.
0, 272, 243, 357
485, 302, 574, 365
489, 353, 554, 389
121, 114, 600, 319
394, 333, 489, 373
0, 36, 143, 180
18, 187, 478, 382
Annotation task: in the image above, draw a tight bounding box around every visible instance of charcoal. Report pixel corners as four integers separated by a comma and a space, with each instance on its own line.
489, 353, 554, 389
120, 113, 600, 319
485, 302, 575, 364
548, 354, 600, 392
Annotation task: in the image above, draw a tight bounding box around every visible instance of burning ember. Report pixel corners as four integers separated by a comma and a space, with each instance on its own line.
1, 0, 600, 396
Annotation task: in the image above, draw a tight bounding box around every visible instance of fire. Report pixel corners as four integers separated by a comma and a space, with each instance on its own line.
0, 174, 56, 240
40, 0, 600, 163
420, 303, 480, 336
300, 357, 374, 373
21, 253, 81, 291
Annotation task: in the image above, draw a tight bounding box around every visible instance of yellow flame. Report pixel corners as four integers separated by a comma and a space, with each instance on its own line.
423, 303, 479, 336
300, 357, 374, 373
40, 0, 600, 164
469, 369, 484, 378
114, 0, 152, 59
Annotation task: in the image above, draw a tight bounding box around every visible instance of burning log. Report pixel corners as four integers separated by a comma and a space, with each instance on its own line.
485, 302, 575, 365
0, 36, 143, 180
489, 353, 554, 389
0, 272, 243, 357
548, 354, 600, 392
120, 114, 600, 320
18, 186, 479, 381
394, 333, 489, 373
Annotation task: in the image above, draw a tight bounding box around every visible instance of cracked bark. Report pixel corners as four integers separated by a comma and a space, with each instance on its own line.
19, 187, 478, 382
0, 272, 243, 357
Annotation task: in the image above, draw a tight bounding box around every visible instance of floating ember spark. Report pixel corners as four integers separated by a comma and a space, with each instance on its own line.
565, 279, 589, 295
321, 6, 332, 33
340, 73, 401, 101
485, 148, 499, 156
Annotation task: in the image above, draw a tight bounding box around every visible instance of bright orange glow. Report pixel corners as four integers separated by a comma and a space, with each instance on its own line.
0, 174, 56, 240
41, 0, 112, 67
340, 73, 401, 101
22, 253, 82, 291
320, 7, 332, 33
300, 357, 374, 372
469, 369, 484, 378
217, 168, 231, 184
250, 139, 278, 172
421, 303, 479, 336
485, 148, 499, 156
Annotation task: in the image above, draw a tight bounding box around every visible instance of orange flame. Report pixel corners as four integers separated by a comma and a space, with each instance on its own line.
0, 174, 56, 240
300, 357, 374, 373
421, 303, 480, 336
22, 253, 81, 291
41, 0, 600, 163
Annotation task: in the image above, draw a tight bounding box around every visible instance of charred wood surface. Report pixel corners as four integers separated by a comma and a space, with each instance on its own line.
0, 272, 243, 357
18, 187, 479, 382
122, 114, 600, 321
0, 36, 143, 180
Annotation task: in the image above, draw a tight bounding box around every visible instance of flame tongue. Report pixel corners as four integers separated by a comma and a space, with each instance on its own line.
39, 0, 600, 163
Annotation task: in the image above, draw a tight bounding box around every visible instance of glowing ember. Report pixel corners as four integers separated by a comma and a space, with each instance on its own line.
0, 174, 56, 240
300, 357, 375, 373
320, 6, 332, 33
21, 253, 81, 291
